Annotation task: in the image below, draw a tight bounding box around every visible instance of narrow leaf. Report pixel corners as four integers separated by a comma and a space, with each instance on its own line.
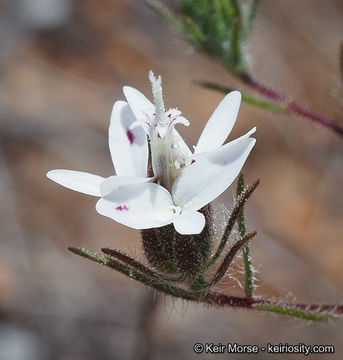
69, 247, 196, 300
209, 178, 260, 266
206, 231, 256, 288
102, 248, 164, 281
236, 174, 254, 298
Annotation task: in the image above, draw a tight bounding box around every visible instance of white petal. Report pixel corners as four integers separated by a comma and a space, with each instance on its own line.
172, 138, 256, 212
109, 101, 148, 177
100, 175, 153, 197
173, 211, 205, 235
46, 170, 104, 196
195, 91, 241, 154
123, 86, 154, 122
193, 127, 256, 161
96, 182, 176, 229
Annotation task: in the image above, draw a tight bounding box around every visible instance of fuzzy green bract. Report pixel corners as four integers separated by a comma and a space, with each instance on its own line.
158, 0, 258, 75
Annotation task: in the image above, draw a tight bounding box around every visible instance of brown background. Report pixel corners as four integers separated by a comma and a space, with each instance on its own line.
0, 0, 342, 359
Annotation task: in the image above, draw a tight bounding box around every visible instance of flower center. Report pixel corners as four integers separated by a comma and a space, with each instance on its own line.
147, 71, 190, 191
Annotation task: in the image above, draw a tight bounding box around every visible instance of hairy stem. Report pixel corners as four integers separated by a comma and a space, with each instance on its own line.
205, 291, 342, 321
196, 80, 286, 112
197, 78, 343, 137
69, 248, 343, 321
239, 73, 343, 137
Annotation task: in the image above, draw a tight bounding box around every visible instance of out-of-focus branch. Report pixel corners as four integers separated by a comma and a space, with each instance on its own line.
148, 0, 343, 138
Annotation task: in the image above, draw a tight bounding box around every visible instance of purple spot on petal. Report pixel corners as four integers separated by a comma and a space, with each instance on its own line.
115, 205, 129, 211
126, 130, 135, 145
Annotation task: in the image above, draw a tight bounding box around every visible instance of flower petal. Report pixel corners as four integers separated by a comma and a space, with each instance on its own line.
172, 138, 256, 212
173, 211, 205, 235
46, 170, 104, 196
195, 91, 241, 154
172, 128, 192, 157
123, 86, 154, 122
96, 182, 175, 229
100, 175, 153, 197
193, 127, 256, 161
109, 101, 148, 177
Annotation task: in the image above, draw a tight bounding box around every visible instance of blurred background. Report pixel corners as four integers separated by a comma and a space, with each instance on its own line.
0, 0, 342, 359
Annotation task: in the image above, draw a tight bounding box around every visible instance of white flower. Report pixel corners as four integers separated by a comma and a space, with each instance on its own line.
47, 72, 256, 235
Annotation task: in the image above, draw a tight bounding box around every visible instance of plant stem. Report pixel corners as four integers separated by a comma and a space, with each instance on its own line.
197, 77, 343, 137
69, 247, 343, 321
239, 73, 343, 137
196, 80, 286, 112
206, 291, 342, 321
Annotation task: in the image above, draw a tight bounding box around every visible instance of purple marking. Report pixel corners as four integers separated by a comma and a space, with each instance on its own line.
126, 130, 135, 145
115, 205, 129, 211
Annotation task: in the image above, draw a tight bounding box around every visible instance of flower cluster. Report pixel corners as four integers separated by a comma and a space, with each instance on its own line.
47, 71, 255, 235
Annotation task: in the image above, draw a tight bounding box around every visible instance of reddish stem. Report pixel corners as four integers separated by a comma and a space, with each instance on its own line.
207, 290, 343, 314
240, 73, 343, 137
